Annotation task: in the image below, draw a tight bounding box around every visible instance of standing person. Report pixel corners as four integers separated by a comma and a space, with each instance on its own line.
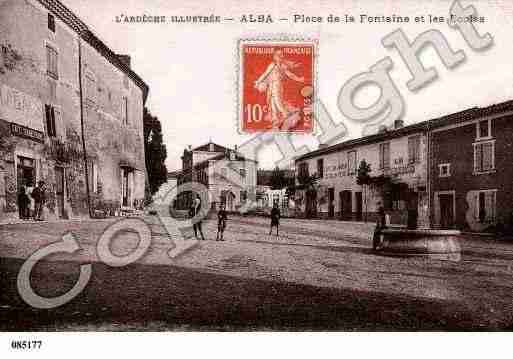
17, 186, 30, 220
269, 204, 280, 236
190, 194, 205, 240
373, 202, 386, 251
32, 180, 46, 221
25, 182, 35, 220
216, 204, 228, 241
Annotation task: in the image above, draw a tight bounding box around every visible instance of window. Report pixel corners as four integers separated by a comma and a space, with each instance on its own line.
123, 75, 129, 90
317, 158, 324, 178
298, 162, 309, 178
348, 151, 357, 175
45, 104, 56, 137
474, 140, 495, 173
47, 79, 57, 102
475, 190, 496, 223
239, 168, 246, 178
48, 13, 55, 32
476, 119, 492, 140
379, 143, 390, 169
17, 156, 35, 188
408, 136, 421, 164
122, 96, 128, 124
240, 190, 247, 203
439, 163, 451, 177
87, 161, 98, 193
46, 45, 58, 79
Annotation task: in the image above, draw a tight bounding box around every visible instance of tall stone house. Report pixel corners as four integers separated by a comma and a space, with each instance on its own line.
0, 0, 149, 221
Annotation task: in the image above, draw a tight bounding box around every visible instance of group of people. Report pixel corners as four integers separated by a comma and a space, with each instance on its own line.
17, 180, 47, 221
187, 194, 282, 241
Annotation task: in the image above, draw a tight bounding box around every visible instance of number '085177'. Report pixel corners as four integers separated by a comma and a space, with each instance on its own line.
11, 340, 42, 350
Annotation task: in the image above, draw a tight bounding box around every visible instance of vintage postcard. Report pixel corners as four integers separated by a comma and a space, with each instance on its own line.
1, 0, 513, 357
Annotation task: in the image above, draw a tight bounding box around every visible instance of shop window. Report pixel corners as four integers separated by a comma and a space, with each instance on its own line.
46, 45, 58, 79
475, 190, 496, 223
474, 140, 495, 173
439, 163, 451, 177
379, 143, 390, 169
317, 158, 324, 178
48, 13, 55, 32
45, 104, 57, 137
408, 135, 421, 164
476, 119, 492, 140
347, 151, 357, 175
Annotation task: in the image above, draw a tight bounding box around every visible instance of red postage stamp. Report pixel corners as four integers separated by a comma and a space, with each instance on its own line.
239, 40, 316, 133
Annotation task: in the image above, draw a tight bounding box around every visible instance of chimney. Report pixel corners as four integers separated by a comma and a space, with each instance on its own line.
234, 144, 238, 152
188, 145, 192, 151
394, 119, 404, 129
117, 54, 131, 69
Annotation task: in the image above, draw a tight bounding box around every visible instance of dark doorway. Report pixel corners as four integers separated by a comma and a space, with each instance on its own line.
306, 190, 317, 218
55, 166, 65, 218
439, 193, 454, 228
17, 156, 35, 190
340, 190, 352, 220
328, 187, 335, 218
355, 192, 363, 221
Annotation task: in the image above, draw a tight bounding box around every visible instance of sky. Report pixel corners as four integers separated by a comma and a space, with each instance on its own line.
61, 0, 513, 172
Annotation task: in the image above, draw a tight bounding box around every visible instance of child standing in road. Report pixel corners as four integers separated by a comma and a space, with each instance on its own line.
216, 204, 228, 241
269, 204, 280, 236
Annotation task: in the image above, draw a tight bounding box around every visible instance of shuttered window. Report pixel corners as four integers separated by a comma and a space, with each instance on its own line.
379, 143, 390, 169
45, 104, 56, 137
474, 191, 496, 223
408, 136, 421, 164
474, 141, 494, 173
46, 45, 58, 79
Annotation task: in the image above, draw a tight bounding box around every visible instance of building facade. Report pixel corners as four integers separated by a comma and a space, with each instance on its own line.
295, 100, 513, 232
176, 141, 258, 212
295, 121, 430, 227
430, 102, 513, 232
0, 0, 148, 221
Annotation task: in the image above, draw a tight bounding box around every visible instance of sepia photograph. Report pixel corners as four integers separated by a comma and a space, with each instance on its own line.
1, 0, 513, 356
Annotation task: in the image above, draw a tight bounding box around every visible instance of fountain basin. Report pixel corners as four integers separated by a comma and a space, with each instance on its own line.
379, 228, 461, 260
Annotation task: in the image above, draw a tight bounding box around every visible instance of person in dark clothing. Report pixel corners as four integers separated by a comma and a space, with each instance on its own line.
216, 204, 228, 241
17, 186, 30, 220
31, 180, 46, 221
190, 195, 205, 240
269, 205, 280, 236
373, 203, 386, 250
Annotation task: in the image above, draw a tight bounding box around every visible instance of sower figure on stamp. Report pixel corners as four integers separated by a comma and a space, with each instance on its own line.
269, 204, 280, 236
190, 194, 205, 240
216, 203, 228, 241
254, 49, 305, 128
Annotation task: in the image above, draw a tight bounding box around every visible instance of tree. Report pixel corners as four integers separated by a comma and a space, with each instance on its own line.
356, 159, 372, 222
269, 166, 294, 190
143, 108, 168, 195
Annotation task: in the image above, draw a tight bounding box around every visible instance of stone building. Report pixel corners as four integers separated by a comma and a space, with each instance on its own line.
294, 120, 430, 227
176, 141, 257, 212
430, 101, 513, 232
0, 0, 148, 221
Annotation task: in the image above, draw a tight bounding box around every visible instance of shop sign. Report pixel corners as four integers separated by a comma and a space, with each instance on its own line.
10, 123, 45, 143
325, 163, 349, 179
383, 164, 415, 176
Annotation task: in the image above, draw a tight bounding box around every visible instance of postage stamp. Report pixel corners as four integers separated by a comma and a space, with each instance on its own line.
238, 39, 316, 133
